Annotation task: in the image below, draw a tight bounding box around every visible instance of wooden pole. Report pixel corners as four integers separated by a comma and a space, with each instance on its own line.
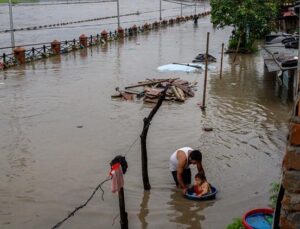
220, 43, 224, 79
118, 187, 128, 229
201, 32, 210, 110
233, 34, 241, 64
140, 87, 168, 190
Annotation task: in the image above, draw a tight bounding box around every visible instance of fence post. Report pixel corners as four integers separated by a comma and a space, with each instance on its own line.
51, 40, 61, 54
201, 32, 210, 110
79, 34, 88, 47
132, 25, 137, 35
220, 43, 224, 79
118, 27, 124, 38
118, 187, 128, 229
32, 47, 35, 58
101, 30, 108, 42
3, 53, 6, 64
90, 35, 93, 46
13, 47, 26, 64
43, 45, 46, 53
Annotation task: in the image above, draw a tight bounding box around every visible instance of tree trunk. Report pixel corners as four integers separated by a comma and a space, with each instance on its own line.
233, 33, 242, 64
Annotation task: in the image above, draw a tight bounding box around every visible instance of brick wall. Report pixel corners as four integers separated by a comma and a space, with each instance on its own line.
280, 104, 300, 228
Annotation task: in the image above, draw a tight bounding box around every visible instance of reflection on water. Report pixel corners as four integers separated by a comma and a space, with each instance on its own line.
138, 191, 150, 229
167, 190, 214, 229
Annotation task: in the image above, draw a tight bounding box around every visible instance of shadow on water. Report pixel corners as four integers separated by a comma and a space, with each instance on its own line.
166, 189, 215, 229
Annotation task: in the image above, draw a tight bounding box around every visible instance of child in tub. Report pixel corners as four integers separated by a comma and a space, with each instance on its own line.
189, 171, 211, 196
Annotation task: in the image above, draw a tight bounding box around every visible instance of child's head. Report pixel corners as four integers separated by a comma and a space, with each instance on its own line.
195, 171, 206, 185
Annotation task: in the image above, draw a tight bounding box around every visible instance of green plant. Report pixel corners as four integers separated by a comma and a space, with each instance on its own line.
210, 0, 280, 52
269, 182, 280, 209
227, 218, 245, 229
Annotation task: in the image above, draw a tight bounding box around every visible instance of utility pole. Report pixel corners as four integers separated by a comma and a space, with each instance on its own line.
117, 0, 120, 28
8, 0, 15, 50
159, 0, 162, 20
180, 2, 183, 17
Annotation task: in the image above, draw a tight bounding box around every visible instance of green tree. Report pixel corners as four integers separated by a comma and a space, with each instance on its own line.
210, 0, 280, 52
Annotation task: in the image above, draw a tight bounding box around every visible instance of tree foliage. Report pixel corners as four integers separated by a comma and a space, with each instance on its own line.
210, 0, 280, 50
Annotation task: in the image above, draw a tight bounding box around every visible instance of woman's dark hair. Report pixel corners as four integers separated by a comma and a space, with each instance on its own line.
189, 150, 202, 162
195, 171, 206, 181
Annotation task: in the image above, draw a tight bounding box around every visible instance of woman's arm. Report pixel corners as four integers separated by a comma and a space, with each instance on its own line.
197, 162, 204, 174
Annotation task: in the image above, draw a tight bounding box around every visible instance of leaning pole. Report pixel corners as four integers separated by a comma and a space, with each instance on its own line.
140, 86, 168, 190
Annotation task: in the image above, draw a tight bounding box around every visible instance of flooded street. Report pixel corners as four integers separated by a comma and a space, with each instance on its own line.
0, 0, 209, 52
0, 3, 291, 229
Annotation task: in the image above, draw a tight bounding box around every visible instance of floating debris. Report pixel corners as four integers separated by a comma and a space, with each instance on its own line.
203, 126, 213, 131
157, 62, 216, 73
192, 53, 217, 63
112, 78, 196, 103
157, 63, 203, 73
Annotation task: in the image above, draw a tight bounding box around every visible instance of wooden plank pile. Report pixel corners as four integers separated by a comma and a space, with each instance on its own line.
111, 78, 197, 103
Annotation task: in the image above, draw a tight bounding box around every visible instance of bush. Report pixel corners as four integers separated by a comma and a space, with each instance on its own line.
227, 218, 245, 229
269, 182, 280, 209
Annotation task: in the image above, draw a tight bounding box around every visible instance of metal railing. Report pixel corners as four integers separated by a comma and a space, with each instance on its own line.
0, 11, 211, 70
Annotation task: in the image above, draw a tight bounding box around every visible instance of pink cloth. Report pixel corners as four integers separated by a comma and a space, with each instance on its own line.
110, 163, 124, 193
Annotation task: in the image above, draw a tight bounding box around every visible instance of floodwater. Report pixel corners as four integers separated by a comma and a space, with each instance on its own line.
0, 0, 209, 52
0, 2, 292, 229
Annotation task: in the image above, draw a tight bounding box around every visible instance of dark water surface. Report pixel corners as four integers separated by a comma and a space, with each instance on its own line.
0, 11, 291, 229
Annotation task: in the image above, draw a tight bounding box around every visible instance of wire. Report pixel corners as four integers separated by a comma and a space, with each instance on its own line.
163, 0, 196, 6
0, 0, 116, 7
0, 12, 138, 34
51, 176, 111, 229
0, 11, 211, 55
50, 119, 150, 228
111, 213, 119, 226
0, 4, 198, 34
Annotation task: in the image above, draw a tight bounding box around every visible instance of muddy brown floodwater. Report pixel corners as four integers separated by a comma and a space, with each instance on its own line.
0, 16, 291, 229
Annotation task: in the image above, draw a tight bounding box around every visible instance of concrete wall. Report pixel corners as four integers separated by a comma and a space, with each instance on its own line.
280, 106, 300, 228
